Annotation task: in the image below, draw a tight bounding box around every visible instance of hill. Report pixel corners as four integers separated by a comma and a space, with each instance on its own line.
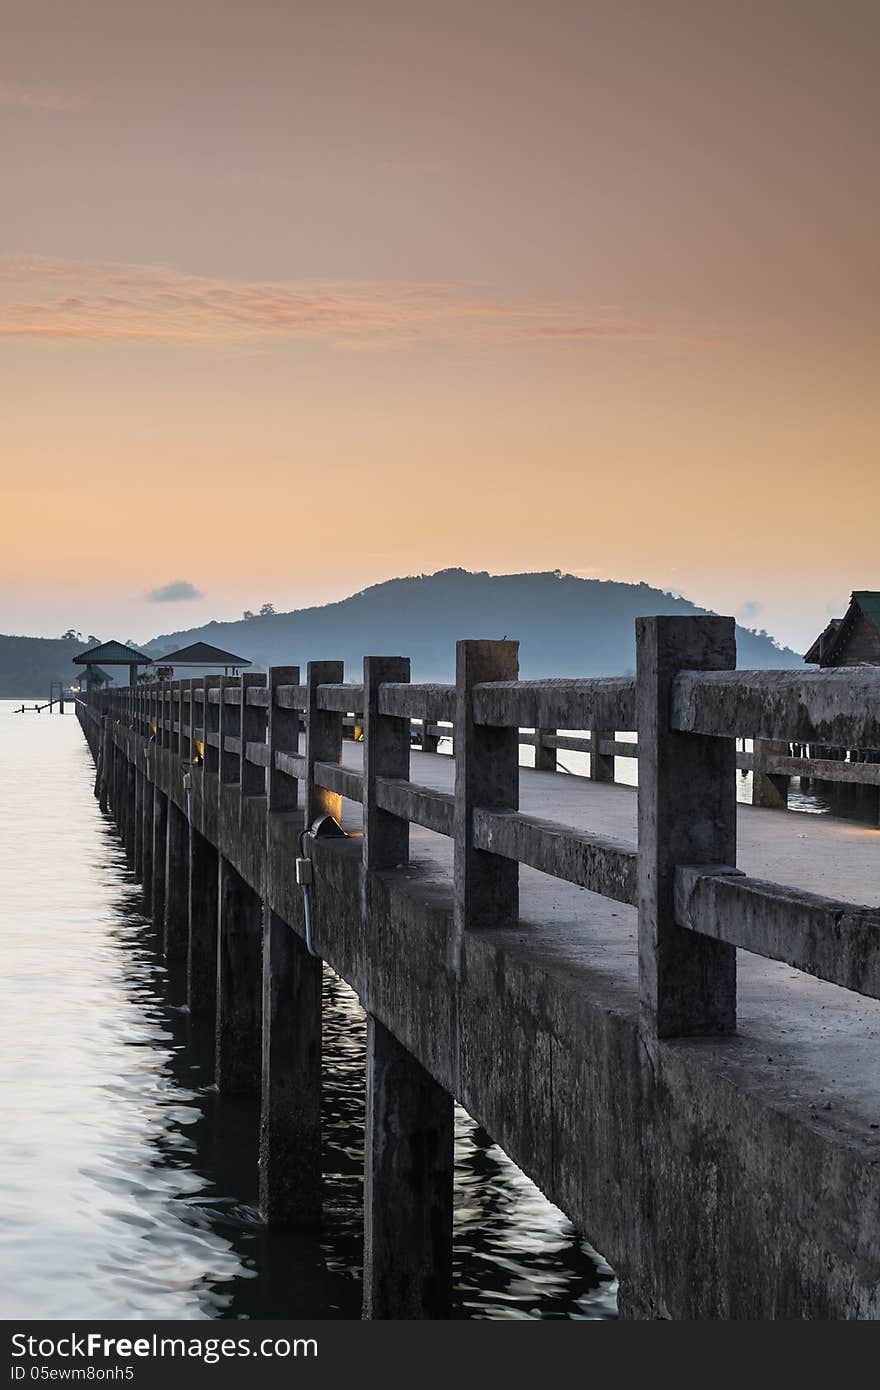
0, 634, 89, 699
144, 569, 801, 681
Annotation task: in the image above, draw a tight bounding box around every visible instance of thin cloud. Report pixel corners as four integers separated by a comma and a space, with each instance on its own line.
146, 579, 205, 603
0, 79, 85, 112
0, 255, 699, 350
738, 599, 764, 622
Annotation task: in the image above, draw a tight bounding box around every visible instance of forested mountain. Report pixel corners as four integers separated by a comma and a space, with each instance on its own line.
0, 570, 802, 696
146, 569, 800, 681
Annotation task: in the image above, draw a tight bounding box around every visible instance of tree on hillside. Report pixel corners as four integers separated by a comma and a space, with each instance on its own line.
258, 602, 276, 616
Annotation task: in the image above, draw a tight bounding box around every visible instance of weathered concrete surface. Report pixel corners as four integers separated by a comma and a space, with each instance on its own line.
188, 826, 218, 1016
84, 709, 880, 1319
363, 1016, 454, 1318
259, 909, 322, 1227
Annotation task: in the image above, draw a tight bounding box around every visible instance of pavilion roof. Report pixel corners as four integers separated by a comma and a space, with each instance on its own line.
73, 640, 152, 666
153, 641, 251, 667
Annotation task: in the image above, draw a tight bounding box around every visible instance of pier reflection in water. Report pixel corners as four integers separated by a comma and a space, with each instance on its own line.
0, 707, 616, 1320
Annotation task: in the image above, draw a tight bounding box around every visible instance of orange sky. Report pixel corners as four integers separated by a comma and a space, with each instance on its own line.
1, 0, 877, 652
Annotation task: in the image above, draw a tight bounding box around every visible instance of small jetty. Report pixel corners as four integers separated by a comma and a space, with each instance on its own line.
75, 614, 880, 1319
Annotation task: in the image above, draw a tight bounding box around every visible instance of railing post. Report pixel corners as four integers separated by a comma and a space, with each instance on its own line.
204, 675, 221, 780
752, 738, 790, 809
219, 675, 240, 786
240, 672, 267, 797
184, 678, 196, 765
590, 731, 615, 783
161, 683, 170, 749
176, 679, 185, 759
636, 615, 737, 1039
363, 656, 411, 870
267, 666, 300, 811
453, 639, 519, 934
305, 661, 344, 828
534, 728, 556, 772
421, 721, 440, 754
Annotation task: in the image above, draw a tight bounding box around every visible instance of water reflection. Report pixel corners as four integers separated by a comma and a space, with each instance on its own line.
0, 706, 616, 1320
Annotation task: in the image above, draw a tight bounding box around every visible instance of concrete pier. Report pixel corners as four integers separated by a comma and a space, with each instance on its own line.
76, 631, 880, 1320
188, 827, 218, 1016
164, 798, 189, 960
363, 1017, 454, 1319
216, 856, 263, 1094
259, 910, 322, 1227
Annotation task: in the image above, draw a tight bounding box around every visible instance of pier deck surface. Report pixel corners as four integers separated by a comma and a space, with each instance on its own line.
334, 743, 880, 1142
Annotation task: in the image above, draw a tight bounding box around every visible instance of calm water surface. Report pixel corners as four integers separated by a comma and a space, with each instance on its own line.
0, 704, 617, 1320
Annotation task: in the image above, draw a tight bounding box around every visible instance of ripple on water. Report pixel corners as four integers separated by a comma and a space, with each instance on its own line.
0, 704, 617, 1319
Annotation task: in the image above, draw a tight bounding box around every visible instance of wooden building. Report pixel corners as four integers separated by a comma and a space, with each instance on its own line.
804, 591, 880, 667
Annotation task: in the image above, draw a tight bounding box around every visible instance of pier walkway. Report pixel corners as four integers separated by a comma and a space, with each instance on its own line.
77, 615, 880, 1319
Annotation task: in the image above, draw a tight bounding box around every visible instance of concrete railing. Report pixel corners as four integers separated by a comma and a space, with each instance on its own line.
86, 617, 880, 1021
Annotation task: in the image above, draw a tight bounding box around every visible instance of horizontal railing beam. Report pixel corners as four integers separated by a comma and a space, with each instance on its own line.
275, 750, 307, 780
374, 778, 455, 837
767, 753, 880, 787
471, 677, 636, 732
314, 760, 364, 803
316, 683, 364, 713
674, 865, 880, 1000
275, 684, 307, 710
245, 740, 270, 767
671, 669, 880, 749
378, 683, 456, 723
472, 807, 637, 905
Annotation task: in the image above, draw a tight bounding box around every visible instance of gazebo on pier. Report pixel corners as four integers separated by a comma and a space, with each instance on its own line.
152, 641, 251, 677
73, 640, 153, 693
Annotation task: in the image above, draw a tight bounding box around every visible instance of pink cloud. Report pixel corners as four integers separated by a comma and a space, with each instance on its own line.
0, 256, 695, 349
0, 79, 85, 112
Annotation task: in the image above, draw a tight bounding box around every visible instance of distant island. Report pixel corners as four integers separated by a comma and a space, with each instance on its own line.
1, 570, 802, 697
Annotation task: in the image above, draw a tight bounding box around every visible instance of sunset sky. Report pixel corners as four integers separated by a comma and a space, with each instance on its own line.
1, 1, 876, 652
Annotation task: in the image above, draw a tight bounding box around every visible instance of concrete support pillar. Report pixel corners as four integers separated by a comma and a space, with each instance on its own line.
124, 759, 136, 863
590, 732, 615, 783
188, 827, 218, 1016
164, 797, 189, 960
152, 789, 168, 932
259, 910, 323, 1226
453, 639, 519, 933
636, 615, 737, 1039
216, 856, 263, 1093
363, 656, 410, 870
142, 775, 154, 915
363, 1017, 454, 1319
305, 660, 345, 827
534, 727, 556, 772
98, 716, 111, 812
752, 739, 790, 809
133, 767, 144, 878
